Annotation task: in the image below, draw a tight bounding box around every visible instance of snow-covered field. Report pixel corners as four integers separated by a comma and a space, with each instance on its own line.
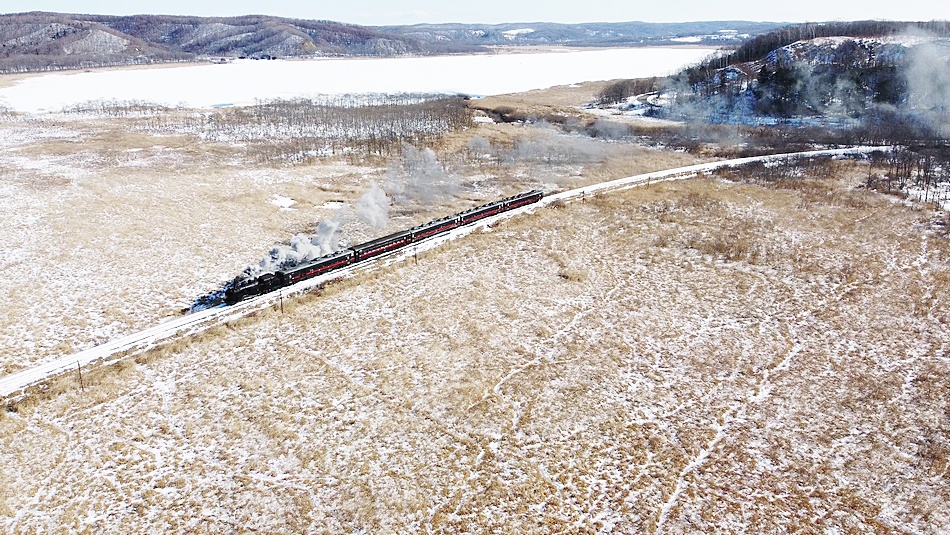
0, 117, 370, 375
0, 47, 947, 532
0, 47, 715, 113
1, 163, 947, 532
0, 148, 880, 399
0, 111, 701, 378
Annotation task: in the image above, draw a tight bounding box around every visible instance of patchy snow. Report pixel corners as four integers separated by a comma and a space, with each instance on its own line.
1, 148, 946, 532
0, 39, 943, 531
270, 194, 296, 210
0, 146, 888, 400
0, 48, 716, 113
808, 34, 937, 48
582, 105, 684, 126
671, 31, 750, 43
62, 29, 129, 56
911, 187, 950, 210
502, 28, 536, 40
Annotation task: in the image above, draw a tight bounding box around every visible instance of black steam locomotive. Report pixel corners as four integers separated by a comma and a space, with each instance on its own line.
224, 190, 544, 304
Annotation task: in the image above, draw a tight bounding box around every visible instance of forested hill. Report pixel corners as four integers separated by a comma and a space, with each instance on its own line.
595, 20, 950, 145
0, 12, 784, 74
0, 12, 422, 72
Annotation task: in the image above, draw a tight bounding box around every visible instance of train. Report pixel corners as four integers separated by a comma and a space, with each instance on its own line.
223, 189, 544, 304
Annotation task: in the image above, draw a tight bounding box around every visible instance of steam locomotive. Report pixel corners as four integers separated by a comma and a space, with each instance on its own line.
224, 190, 544, 304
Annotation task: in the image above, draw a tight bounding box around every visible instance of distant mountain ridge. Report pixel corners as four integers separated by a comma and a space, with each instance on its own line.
0, 12, 421, 72
378, 21, 786, 52
0, 12, 784, 74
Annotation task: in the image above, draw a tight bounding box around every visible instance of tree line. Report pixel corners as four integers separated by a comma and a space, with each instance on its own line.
714, 21, 950, 68
866, 146, 950, 205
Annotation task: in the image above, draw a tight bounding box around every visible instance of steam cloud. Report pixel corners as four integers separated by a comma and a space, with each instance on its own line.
238, 177, 395, 281
469, 124, 608, 183
384, 144, 460, 206
591, 118, 632, 140
905, 41, 950, 138
504, 124, 605, 168
241, 206, 350, 279
355, 181, 390, 230
466, 135, 491, 157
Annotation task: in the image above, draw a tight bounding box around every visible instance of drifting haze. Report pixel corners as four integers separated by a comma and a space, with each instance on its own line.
905, 41, 950, 137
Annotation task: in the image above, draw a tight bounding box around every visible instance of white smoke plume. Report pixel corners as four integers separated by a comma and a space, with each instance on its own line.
314, 207, 349, 255
504, 124, 605, 166
355, 181, 390, 230
241, 206, 350, 278
591, 118, 632, 140
466, 135, 491, 157
904, 41, 950, 137
384, 144, 460, 206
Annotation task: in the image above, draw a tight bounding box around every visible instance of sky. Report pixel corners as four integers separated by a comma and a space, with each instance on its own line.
2, 0, 949, 26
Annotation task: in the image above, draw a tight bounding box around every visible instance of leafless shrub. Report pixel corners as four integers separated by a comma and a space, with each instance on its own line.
650, 232, 671, 248
482, 105, 528, 123
677, 191, 723, 212
683, 230, 757, 263
544, 249, 589, 282
123, 94, 472, 165
918, 431, 950, 479
62, 99, 177, 117
932, 213, 950, 237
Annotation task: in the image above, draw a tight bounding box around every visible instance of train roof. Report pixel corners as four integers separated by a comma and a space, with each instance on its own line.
279, 249, 354, 275
351, 229, 412, 251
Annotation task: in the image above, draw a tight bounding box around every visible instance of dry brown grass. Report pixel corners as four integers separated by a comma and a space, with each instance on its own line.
473, 80, 611, 116
1, 98, 948, 533
0, 114, 396, 374
4, 161, 945, 532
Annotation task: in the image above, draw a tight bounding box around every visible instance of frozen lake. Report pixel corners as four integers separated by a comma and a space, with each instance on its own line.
0, 47, 715, 113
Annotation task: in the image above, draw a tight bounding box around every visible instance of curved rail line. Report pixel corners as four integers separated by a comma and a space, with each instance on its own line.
0, 146, 888, 401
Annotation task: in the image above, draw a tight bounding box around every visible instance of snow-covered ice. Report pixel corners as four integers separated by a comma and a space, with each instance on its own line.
0, 48, 715, 113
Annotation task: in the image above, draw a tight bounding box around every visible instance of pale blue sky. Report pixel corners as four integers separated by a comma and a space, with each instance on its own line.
2, 1, 948, 25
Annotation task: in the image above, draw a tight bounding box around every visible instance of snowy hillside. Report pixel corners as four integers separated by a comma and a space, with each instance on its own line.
0, 12, 420, 73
